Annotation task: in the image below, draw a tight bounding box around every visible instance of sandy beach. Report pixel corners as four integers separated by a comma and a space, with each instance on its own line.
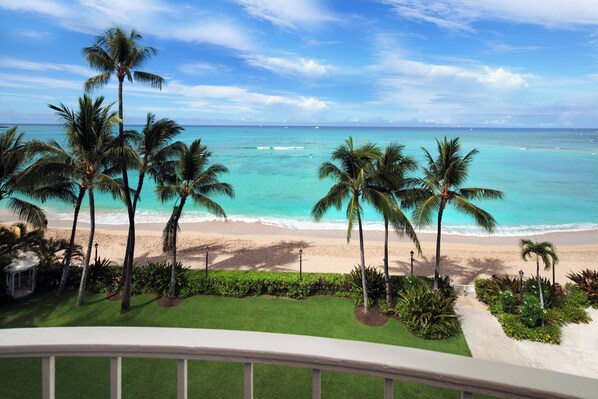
38, 218, 598, 287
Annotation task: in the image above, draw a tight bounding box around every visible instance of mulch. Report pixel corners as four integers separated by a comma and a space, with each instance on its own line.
156, 297, 184, 308
354, 305, 389, 327
106, 292, 123, 302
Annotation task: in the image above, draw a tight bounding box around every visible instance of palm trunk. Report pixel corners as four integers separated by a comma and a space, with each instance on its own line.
119, 170, 145, 293
118, 76, 136, 314
56, 186, 86, 296
169, 198, 185, 299
357, 211, 369, 312
434, 205, 445, 290
552, 264, 556, 288
383, 218, 391, 306
132, 170, 145, 212
536, 256, 545, 327
76, 188, 95, 307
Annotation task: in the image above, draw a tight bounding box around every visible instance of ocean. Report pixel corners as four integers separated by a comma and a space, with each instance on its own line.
4, 124, 598, 236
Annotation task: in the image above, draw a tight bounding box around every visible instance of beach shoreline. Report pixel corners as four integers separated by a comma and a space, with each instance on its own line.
10, 216, 594, 287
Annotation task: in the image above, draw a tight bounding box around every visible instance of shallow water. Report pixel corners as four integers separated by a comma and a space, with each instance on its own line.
5, 124, 598, 236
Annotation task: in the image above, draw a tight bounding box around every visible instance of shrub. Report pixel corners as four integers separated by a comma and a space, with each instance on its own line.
567, 269, 598, 307
396, 284, 460, 340
475, 275, 521, 305
349, 266, 385, 307
525, 277, 550, 306
498, 290, 516, 313
520, 294, 546, 327
545, 283, 566, 308
87, 258, 120, 293
131, 262, 187, 297
497, 313, 561, 344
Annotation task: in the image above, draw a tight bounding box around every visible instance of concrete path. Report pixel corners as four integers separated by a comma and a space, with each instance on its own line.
456, 295, 598, 380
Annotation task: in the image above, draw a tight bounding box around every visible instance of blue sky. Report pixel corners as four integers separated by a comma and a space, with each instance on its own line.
1, 0, 598, 127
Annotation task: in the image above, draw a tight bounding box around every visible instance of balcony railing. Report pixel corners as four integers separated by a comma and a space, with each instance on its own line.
0, 327, 596, 399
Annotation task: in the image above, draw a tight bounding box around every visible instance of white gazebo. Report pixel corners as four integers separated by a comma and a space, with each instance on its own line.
4, 251, 39, 298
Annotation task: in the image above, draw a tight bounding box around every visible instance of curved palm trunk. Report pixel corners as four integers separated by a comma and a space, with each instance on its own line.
357, 211, 369, 312
434, 206, 445, 290
383, 218, 391, 306
119, 77, 136, 314
56, 186, 86, 296
169, 197, 186, 299
76, 188, 95, 307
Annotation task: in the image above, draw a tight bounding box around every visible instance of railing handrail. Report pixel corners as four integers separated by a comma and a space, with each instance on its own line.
0, 327, 596, 399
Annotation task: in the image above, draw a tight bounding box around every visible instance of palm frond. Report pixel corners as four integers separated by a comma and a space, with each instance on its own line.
452, 195, 497, 233
7, 197, 47, 230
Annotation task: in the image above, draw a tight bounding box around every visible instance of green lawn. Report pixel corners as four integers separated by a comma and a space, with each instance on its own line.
0, 292, 490, 398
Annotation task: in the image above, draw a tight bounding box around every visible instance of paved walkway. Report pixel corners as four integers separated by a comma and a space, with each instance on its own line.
456, 295, 598, 380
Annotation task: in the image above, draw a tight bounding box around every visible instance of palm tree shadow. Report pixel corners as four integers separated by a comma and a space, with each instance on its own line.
391, 256, 508, 284
211, 240, 310, 271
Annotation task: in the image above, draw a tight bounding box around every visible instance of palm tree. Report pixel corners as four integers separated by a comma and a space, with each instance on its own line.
520, 239, 559, 310
156, 139, 234, 299
0, 127, 47, 229
374, 143, 421, 306
312, 137, 391, 312
41, 95, 120, 307
33, 237, 83, 270
0, 223, 43, 256
83, 26, 165, 313
405, 137, 504, 289
129, 113, 184, 212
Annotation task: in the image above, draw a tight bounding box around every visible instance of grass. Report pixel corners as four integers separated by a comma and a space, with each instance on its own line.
0, 292, 492, 398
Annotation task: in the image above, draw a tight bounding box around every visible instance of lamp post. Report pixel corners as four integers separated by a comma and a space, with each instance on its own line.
94, 242, 98, 263
205, 246, 209, 277
518, 270, 524, 303
299, 249, 303, 280
410, 250, 414, 275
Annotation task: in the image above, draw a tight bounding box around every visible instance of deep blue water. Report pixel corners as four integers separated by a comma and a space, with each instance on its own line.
4, 125, 598, 236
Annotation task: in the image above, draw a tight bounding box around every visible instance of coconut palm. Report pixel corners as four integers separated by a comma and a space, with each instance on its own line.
157, 139, 234, 298
520, 239, 559, 309
33, 237, 83, 270
38, 95, 120, 306
83, 26, 164, 313
129, 113, 184, 212
312, 137, 392, 312
405, 137, 504, 289
0, 223, 43, 256
0, 127, 47, 229
374, 143, 421, 306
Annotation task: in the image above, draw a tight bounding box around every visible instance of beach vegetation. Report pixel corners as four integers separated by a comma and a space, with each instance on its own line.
567, 269, 598, 307
395, 282, 460, 340
157, 139, 234, 298
349, 265, 386, 307
520, 239, 558, 312
373, 143, 421, 306
42, 95, 120, 307
403, 137, 504, 289
83, 26, 165, 313
475, 277, 590, 344
0, 127, 49, 229
312, 137, 387, 312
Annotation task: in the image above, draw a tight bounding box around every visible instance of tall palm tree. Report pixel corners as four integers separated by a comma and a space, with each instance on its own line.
405, 137, 504, 289
83, 26, 164, 313
312, 137, 391, 312
0, 223, 43, 256
374, 143, 421, 306
129, 113, 184, 212
157, 139, 234, 299
520, 239, 559, 310
0, 127, 47, 229
38, 95, 120, 306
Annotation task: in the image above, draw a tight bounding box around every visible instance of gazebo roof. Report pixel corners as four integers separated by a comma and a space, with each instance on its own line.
4, 252, 39, 274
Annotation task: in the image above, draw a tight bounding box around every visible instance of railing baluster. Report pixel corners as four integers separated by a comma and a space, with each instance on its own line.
244, 362, 253, 399
177, 359, 188, 399
42, 356, 55, 399
110, 356, 122, 399
461, 391, 473, 399
384, 378, 393, 399
312, 368, 321, 399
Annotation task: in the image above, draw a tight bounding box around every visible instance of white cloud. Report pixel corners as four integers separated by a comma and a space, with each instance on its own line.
381, 0, 598, 30
179, 62, 230, 75
243, 54, 329, 76
297, 97, 328, 110
234, 0, 338, 29
478, 67, 528, 88
0, 57, 93, 77
0, 0, 254, 51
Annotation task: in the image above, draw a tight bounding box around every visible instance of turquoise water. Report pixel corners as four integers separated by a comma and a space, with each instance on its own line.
4, 125, 598, 236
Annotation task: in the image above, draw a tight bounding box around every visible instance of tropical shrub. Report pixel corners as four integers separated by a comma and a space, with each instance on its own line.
567, 269, 598, 307
520, 294, 546, 327
498, 290, 516, 313
497, 313, 561, 344
395, 284, 460, 339
131, 262, 187, 297
349, 266, 385, 307
475, 275, 521, 305
87, 258, 119, 293
525, 277, 550, 306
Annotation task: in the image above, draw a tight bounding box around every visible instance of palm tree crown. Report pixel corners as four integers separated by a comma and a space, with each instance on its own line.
405, 137, 504, 288
520, 239, 559, 307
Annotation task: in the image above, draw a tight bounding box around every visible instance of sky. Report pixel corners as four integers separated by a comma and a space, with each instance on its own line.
1, 0, 598, 127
